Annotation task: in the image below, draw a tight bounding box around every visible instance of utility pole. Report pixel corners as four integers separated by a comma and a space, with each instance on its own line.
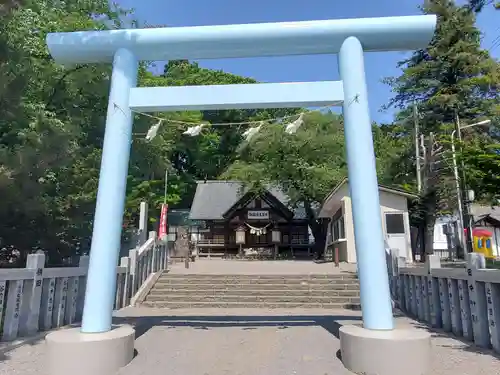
451, 131, 466, 254
164, 169, 168, 204
455, 114, 474, 254
413, 102, 422, 193
415, 133, 427, 261
420, 134, 426, 174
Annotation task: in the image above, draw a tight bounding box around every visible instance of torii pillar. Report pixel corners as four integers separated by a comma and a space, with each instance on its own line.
45, 15, 436, 375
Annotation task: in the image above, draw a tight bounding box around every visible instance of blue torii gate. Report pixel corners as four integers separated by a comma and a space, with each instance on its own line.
45, 15, 436, 375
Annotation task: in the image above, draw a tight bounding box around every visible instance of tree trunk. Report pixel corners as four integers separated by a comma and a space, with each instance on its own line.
417, 225, 425, 262
310, 219, 328, 260
302, 200, 328, 260
420, 133, 439, 261
424, 218, 436, 257
422, 194, 437, 258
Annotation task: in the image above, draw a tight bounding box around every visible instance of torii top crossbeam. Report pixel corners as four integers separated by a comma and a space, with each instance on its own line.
46, 15, 436, 64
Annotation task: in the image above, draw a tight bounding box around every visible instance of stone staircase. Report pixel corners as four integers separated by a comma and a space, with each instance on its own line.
143, 273, 361, 309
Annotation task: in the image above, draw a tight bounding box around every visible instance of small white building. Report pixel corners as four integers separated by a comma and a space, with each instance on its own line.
318, 179, 417, 263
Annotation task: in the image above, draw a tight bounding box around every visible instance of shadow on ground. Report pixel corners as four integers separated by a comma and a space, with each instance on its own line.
0, 334, 45, 364
390, 307, 500, 358
113, 314, 363, 340
410, 320, 500, 359
0, 322, 82, 364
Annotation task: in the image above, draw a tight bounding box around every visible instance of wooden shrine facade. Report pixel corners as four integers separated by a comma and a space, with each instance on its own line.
189, 181, 312, 258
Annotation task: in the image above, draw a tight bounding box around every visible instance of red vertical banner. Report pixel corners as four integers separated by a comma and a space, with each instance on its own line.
158, 203, 168, 240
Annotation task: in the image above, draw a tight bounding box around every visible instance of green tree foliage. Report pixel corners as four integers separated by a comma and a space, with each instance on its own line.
467, 0, 500, 11
222, 111, 407, 256
222, 111, 344, 256
384, 0, 500, 253
372, 123, 415, 187
0, 0, 118, 264
3, 0, 498, 265
159, 61, 299, 206
0, 2, 299, 265
0, 1, 185, 264
386, 1, 498, 132
458, 141, 500, 203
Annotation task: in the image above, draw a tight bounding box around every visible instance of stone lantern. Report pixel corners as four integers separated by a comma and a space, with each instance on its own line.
271, 228, 281, 244
235, 226, 246, 244
271, 227, 281, 260
235, 226, 246, 258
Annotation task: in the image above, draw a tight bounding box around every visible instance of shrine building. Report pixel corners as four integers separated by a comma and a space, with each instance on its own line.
189, 180, 312, 258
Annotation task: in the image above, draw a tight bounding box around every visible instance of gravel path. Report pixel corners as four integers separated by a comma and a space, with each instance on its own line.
0, 307, 499, 375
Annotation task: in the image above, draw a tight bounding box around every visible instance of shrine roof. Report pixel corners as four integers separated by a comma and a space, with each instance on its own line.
189, 181, 306, 221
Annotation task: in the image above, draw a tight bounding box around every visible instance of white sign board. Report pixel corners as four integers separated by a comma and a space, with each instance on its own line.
247, 210, 269, 220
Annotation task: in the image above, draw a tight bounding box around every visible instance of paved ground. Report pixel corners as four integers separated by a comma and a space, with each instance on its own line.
1, 307, 499, 375
1, 261, 498, 374
168, 259, 358, 275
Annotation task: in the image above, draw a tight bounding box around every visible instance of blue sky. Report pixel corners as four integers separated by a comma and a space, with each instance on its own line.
114, 0, 500, 123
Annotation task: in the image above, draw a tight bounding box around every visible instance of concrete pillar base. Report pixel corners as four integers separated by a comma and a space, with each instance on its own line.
46, 325, 135, 375
339, 324, 431, 375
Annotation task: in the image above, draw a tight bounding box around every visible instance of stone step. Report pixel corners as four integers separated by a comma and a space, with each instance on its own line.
160, 273, 358, 282
152, 282, 359, 291
145, 294, 360, 304
156, 278, 359, 285
147, 289, 360, 297
145, 272, 361, 310
161, 272, 358, 280
141, 301, 362, 309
